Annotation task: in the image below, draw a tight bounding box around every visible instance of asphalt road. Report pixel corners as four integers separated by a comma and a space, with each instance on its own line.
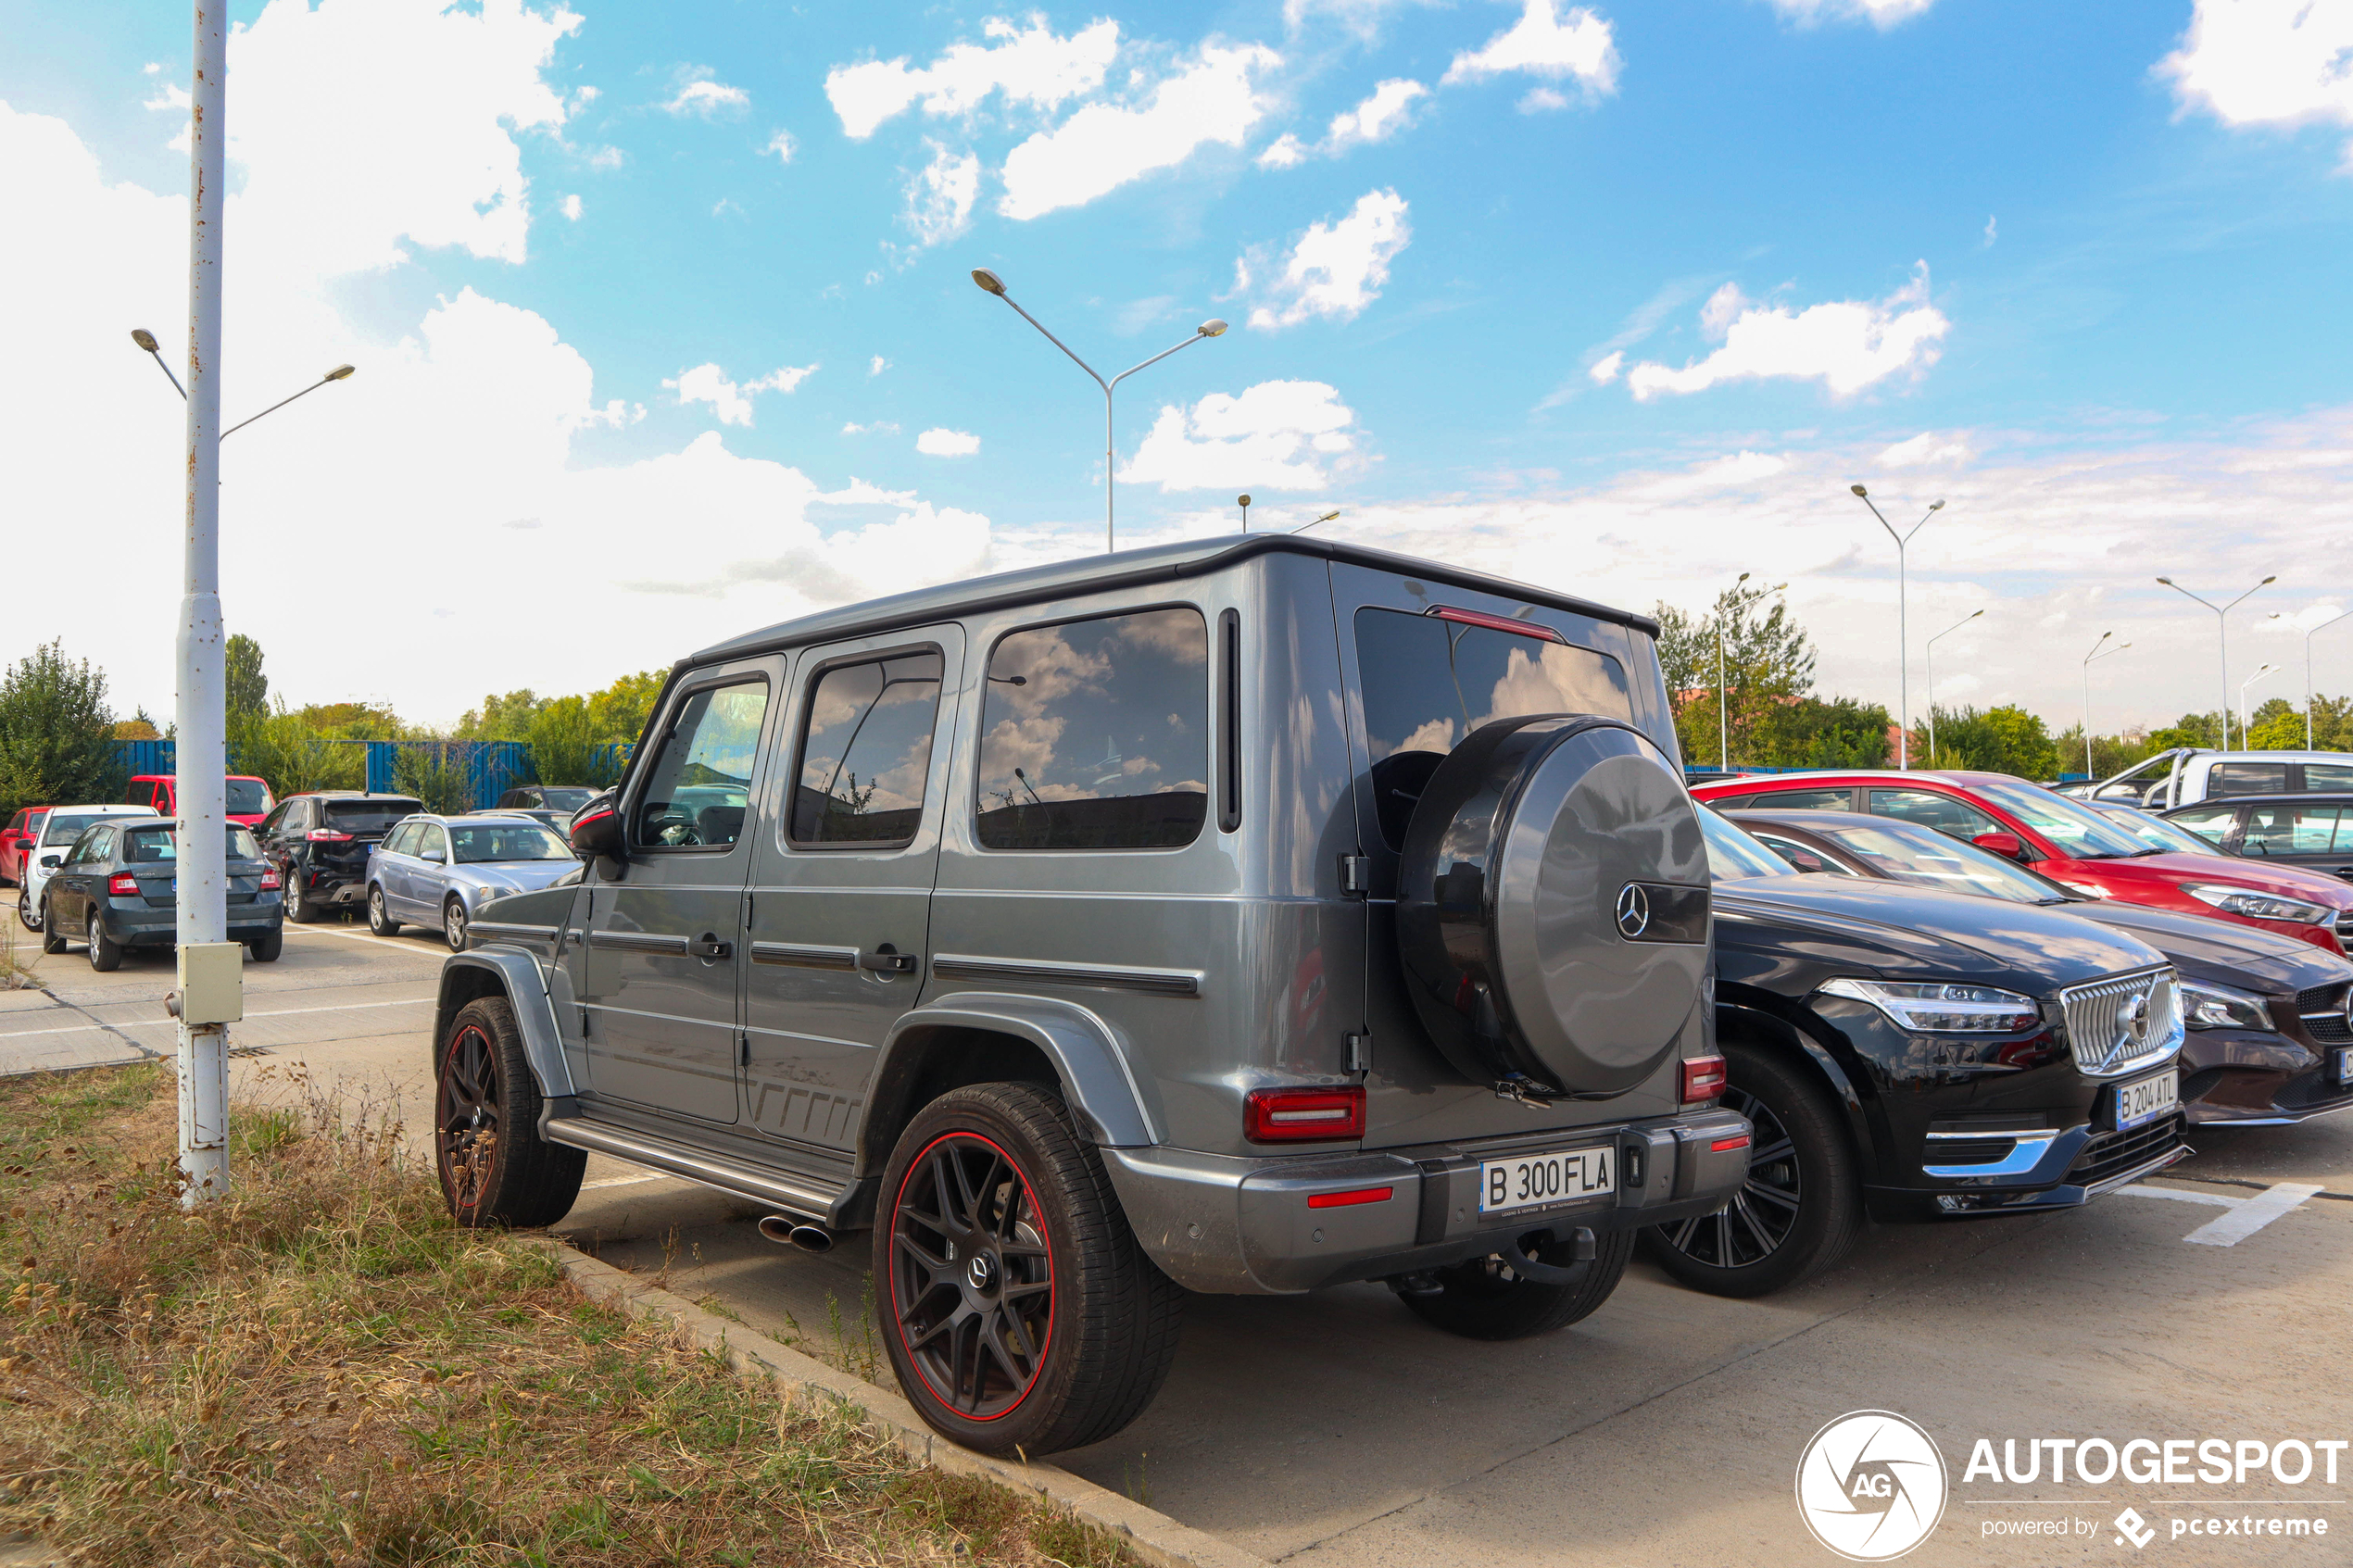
6, 913, 2350, 1567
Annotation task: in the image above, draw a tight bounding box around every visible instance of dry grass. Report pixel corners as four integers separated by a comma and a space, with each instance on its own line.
0, 1064, 1133, 1567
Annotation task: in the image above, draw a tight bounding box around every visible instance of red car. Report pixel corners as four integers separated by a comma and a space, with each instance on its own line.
0, 807, 48, 885
125, 773, 275, 828
1692, 769, 2353, 957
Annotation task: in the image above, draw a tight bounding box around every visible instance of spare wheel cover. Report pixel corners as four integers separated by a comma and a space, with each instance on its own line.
1394, 714, 1709, 1095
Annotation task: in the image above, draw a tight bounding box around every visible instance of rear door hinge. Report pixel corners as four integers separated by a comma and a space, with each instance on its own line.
1345, 1032, 1372, 1073
1340, 854, 1371, 897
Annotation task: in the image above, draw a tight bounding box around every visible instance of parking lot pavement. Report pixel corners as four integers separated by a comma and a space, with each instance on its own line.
12, 918, 2350, 1565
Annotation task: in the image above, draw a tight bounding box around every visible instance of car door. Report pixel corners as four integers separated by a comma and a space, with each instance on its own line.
46, 830, 91, 927
262, 799, 308, 886
406, 822, 452, 918
573, 659, 779, 1124
373, 821, 417, 910
740, 629, 960, 1152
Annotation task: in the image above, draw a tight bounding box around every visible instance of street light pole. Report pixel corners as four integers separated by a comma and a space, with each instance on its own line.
1718, 572, 1747, 771
2240, 663, 2281, 742
2301, 608, 2353, 750
1850, 486, 1945, 770
2157, 575, 2276, 749
2080, 632, 2130, 779
971, 269, 1226, 553
1238, 494, 1252, 533
1924, 608, 1985, 768
132, 329, 358, 433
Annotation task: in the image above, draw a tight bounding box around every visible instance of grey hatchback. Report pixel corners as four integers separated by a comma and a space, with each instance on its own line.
38, 819, 283, 969
365, 814, 579, 950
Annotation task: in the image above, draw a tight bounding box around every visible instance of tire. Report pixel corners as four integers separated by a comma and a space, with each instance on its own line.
283, 862, 317, 923
443, 897, 469, 952
40, 898, 65, 955
367, 884, 400, 937
248, 928, 283, 962
874, 1082, 1184, 1457
87, 910, 122, 972
1403, 1226, 1636, 1340
1643, 1042, 1863, 1298
19, 886, 43, 934
434, 996, 585, 1228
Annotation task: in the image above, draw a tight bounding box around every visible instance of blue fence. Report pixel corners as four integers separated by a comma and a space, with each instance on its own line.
112, 736, 600, 813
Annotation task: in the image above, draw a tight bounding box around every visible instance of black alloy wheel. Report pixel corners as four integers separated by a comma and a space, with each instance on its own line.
437, 1019, 503, 1217
1656, 1085, 1798, 1269
432, 997, 584, 1228
888, 1131, 1056, 1423
282, 861, 316, 923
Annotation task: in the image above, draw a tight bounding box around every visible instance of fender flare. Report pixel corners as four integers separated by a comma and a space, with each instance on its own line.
870, 992, 1160, 1162
435, 950, 575, 1100
1714, 994, 1883, 1185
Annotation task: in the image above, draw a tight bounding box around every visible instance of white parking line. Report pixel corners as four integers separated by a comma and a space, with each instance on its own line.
580, 1172, 675, 1190
2123, 1180, 2325, 1245
0, 994, 434, 1040
2120, 1184, 2233, 1208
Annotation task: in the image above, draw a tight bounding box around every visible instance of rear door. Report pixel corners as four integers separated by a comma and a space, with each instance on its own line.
740, 628, 960, 1152
573, 659, 780, 1124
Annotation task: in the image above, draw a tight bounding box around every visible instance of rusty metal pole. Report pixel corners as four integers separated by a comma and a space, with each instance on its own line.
174, 0, 234, 1206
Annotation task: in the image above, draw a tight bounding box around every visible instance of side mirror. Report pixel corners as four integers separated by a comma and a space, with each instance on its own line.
422, 848, 447, 864
38, 855, 61, 869
1972, 831, 2028, 861
570, 791, 626, 862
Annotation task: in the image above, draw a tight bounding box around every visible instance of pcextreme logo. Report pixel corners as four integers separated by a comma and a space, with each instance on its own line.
1795, 1411, 1950, 1562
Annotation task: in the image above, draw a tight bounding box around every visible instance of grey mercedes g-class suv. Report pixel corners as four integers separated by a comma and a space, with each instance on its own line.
429, 535, 1751, 1454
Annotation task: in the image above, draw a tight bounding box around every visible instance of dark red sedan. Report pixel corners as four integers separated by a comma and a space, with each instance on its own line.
1692, 770, 2353, 957
0, 807, 48, 886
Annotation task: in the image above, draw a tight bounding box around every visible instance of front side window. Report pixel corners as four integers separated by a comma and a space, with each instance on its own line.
791, 652, 944, 847
1867, 787, 2004, 841
2164, 804, 2236, 845
2211, 761, 2290, 797
635, 681, 768, 849
417, 824, 449, 861
2241, 803, 2341, 856
977, 608, 1209, 851
1354, 607, 1632, 850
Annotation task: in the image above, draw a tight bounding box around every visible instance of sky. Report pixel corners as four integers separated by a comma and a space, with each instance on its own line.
3, 0, 2351, 739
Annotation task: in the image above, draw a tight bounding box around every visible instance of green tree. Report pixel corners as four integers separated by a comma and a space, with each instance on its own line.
0, 641, 125, 816
1921, 704, 2059, 778
112, 709, 161, 741
225, 633, 268, 718
2146, 711, 2227, 751
457, 689, 547, 741
1656, 579, 1817, 767
2246, 696, 2302, 750
2052, 725, 2157, 779
525, 696, 609, 786
1756, 696, 1892, 767
587, 670, 664, 746
231, 704, 361, 797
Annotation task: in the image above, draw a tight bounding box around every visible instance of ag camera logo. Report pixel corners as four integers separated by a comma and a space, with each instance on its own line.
1795, 1411, 1949, 1561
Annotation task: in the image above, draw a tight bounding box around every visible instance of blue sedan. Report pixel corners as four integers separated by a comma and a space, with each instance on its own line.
364, 813, 578, 950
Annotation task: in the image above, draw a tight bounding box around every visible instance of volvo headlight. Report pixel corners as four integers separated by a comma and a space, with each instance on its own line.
2180, 979, 2277, 1032
1818, 978, 2043, 1033
2182, 884, 2333, 924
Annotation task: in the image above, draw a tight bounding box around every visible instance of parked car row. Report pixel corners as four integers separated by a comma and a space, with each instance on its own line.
409, 538, 2348, 1461
2065, 746, 2353, 810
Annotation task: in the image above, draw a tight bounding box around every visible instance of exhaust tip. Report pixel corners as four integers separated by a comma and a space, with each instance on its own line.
757, 1215, 834, 1253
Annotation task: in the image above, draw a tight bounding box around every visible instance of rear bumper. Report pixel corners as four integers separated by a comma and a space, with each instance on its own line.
102, 900, 282, 946
1103, 1106, 1754, 1296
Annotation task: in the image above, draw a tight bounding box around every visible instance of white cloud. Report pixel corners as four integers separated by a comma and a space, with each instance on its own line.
1877, 431, 1972, 469
902, 141, 980, 246
664, 75, 749, 118
917, 427, 981, 456
842, 420, 902, 435
1632, 450, 1789, 501
144, 82, 192, 113
711, 195, 744, 219
1441, 1, 1619, 98
869, 356, 889, 377
998, 43, 1282, 220
1623, 263, 1950, 400
763, 129, 797, 163
1239, 188, 1412, 330
1982, 213, 1996, 246
826, 17, 1120, 140
1121, 381, 1359, 491
664, 362, 818, 426
560, 193, 582, 220
1516, 86, 1572, 113
1588, 350, 1625, 384
2160, 0, 2353, 166
1259, 78, 1428, 167
1282, 0, 1445, 34
1768, 0, 1936, 26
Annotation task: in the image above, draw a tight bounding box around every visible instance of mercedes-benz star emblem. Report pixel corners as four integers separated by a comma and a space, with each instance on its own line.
966, 1253, 995, 1291
1615, 883, 1652, 939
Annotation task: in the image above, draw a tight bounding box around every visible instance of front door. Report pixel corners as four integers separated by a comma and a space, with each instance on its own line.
574, 659, 781, 1124
740, 627, 962, 1152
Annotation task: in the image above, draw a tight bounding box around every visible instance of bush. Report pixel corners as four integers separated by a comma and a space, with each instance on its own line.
390, 741, 472, 815
230, 705, 363, 797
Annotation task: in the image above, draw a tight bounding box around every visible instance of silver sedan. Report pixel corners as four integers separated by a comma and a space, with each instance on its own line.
363, 813, 579, 949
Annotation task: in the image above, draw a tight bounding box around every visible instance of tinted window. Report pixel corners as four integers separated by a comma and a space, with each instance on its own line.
1867, 787, 2004, 841
1353, 608, 1632, 850
538, 787, 594, 810
977, 608, 1209, 851
636, 681, 767, 849
122, 827, 177, 863
2241, 803, 2340, 856
326, 798, 421, 833
1747, 831, 1856, 876
1750, 786, 1856, 812
226, 779, 270, 813
2305, 765, 2353, 793
450, 822, 571, 863
791, 652, 943, 847
1705, 793, 1758, 810
1700, 809, 1798, 881
2211, 762, 2290, 797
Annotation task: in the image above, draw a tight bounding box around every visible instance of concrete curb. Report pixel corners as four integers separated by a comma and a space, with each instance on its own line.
538, 1240, 1271, 1568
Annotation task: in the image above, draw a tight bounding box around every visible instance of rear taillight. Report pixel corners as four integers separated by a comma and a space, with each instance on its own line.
107, 872, 139, 897
1680, 1055, 1729, 1104
1243, 1085, 1365, 1143
307, 828, 353, 842
258, 870, 282, 891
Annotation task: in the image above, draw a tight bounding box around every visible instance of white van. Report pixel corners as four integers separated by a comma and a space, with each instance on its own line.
2066, 748, 2353, 811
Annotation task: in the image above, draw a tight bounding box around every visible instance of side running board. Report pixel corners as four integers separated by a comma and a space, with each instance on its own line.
544, 1116, 843, 1223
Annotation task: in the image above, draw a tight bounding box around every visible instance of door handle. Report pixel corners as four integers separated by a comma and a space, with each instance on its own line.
689, 933, 733, 961
857, 945, 917, 974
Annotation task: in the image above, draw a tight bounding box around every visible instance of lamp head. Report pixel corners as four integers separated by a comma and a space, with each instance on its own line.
1199, 319, 1228, 337
1238, 494, 1252, 508
2260, 574, 2278, 585
1930, 499, 1945, 510
971, 268, 1007, 296
1850, 484, 1868, 497
2156, 576, 2174, 586
324, 364, 356, 382
130, 328, 160, 353
1969, 608, 1983, 619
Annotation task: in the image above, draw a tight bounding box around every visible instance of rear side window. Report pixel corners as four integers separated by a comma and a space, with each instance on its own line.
2164, 804, 2236, 845
2305, 764, 2353, 793
636, 681, 768, 849
976, 608, 1209, 851
791, 651, 944, 847
1354, 607, 1632, 850
2211, 762, 2290, 797
1752, 787, 1857, 813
